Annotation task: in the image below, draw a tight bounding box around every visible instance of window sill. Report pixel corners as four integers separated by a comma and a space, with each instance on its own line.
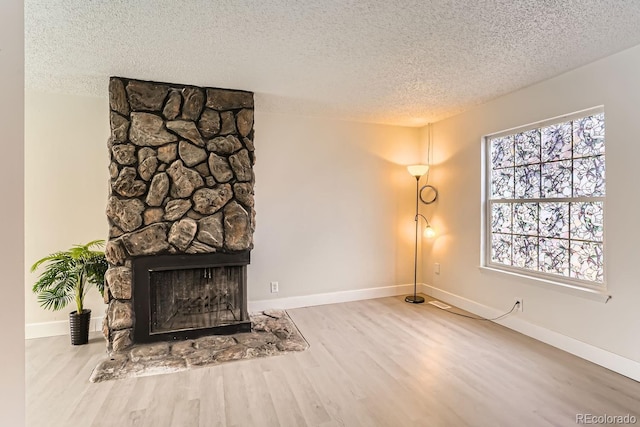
478, 266, 612, 303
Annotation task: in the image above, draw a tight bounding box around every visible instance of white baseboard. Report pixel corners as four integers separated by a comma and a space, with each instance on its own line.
420, 283, 640, 382
248, 283, 415, 313
25, 315, 104, 340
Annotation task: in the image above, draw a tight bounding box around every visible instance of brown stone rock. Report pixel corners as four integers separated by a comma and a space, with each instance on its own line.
109, 225, 124, 239
130, 342, 170, 362
138, 156, 158, 181
166, 160, 204, 198
276, 337, 308, 352
110, 112, 130, 144
171, 340, 196, 356
146, 172, 169, 206
112, 144, 136, 165
122, 223, 170, 256
207, 154, 233, 183
186, 209, 204, 220
105, 266, 132, 299
206, 135, 242, 155
185, 241, 216, 254
181, 87, 205, 120
214, 345, 248, 362
106, 196, 144, 232
130, 112, 178, 146
103, 283, 111, 304
157, 164, 167, 172
162, 90, 182, 120
219, 111, 237, 135
198, 108, 220, 138
126, 80, 169, 111
105, 239, 126, 265
138, 147, 156, 163
243, 137, 255, 152
178, 140, 207, 167
143, 208, 164, 225
157, 143, 177, 163
184, 349, 218, 367
192, 185, 233, 215
89, 355, 128, 382
235, 332, 279, 348
236, 109, 254, 137
133, 357, 187, 376
195, 162, 211, 178
109, 162, 119, 179
229, 149, 252, 182
102, 316, 110, 338
197, 213, 224, 248
109, 78, 130, 116
206, 89, 253, 110
194, 335, 237, 350
113, 167, 147, 197
233, 183, 254, 208
263, 309, 287, 319
166, 120, 205, 147
224, 201, 252, 250
164, 199, 192, 221
168, 218, 198, 251
108, 301, 133, 330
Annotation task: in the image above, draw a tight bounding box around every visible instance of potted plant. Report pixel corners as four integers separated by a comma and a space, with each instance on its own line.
31, 239, 108, 345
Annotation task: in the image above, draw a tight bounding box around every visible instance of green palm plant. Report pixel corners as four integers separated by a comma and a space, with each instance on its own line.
31, 239, 108, 314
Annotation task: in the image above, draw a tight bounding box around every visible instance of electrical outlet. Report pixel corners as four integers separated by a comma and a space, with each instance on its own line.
434, 263, 441, 274
515, 298, 523, 312
270, 281, 279, 293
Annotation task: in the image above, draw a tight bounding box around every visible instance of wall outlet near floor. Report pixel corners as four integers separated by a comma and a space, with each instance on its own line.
434, 263, 441, 274
515, 298, 523, 312
270, 281, 279, 293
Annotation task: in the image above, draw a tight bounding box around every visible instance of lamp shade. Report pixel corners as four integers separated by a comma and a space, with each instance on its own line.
407, 164, 429, 177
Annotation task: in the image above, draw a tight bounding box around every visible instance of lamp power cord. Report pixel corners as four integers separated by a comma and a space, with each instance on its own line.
429, 300, 520, 322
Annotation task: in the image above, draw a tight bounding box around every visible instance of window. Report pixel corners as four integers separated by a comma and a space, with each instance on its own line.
486, 108, 605, 288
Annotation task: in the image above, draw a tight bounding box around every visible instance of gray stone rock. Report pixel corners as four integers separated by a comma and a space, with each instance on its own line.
198, 108, 220, 138
164, 199, 192, 221
171, 340, 196, 356
138, 156, 158, 181
143, 208, 164, 225
197, 213, 224, 248
112, 329, 133, 352
138, 147, 156, 164
109, 162, 119, 179
168, 218, 198, 251
166, 120, 205, 147
194, 335, 237, 350
233, 182, 254, 208
105, 239, 126, 265
130, 342, 170, 362
157, 143, 177, 163
206, 89, 253, 110
109, 225, 124, 239
194, 162, 211, 178
130, 112, 178, 146
276, 337, 308, 352
110, 112, 130, 143
89, 355, 128, 382
192, 185, 233, 215
215, 345, 248, 362
113, 167, 147, 197
131, 357, 187, 377
112, 144, 136, 165
219, 111, 237, 135
224, 201, 252, 250
229, 149, 253, 182
109, 78, 130, 116
103, 283, 111, 304
243, 137, 255, 152
105, 266, 132, 299
166, 160, 204, 198
234, 332, 279, 348
108, 301, 133, 331
126, 80, 169, 111
146, 172, 169, 206
206, 135, 242, 155
185, 349, 218, 367
178, 140, 207, 167
181, 87, 205, 120
236, 109, 253, 137
185, 241, 216, 254
208, 153, 233, 183
162, 90, 182, 120
122, 223, 170, 256
106, 196, 145, 233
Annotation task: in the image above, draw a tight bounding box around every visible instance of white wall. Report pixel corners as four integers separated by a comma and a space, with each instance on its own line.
1, 0, 24, 423
425, 44, 640, 364
24, 91, 422, 325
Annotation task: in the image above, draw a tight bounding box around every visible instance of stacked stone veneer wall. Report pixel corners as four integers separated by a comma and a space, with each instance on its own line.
103, 77, 255, 352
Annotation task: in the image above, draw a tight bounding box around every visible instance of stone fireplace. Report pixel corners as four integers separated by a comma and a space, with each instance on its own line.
103, 77, 255, 352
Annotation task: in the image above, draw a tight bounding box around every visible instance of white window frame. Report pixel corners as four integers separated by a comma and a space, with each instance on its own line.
483, 107, 606, 291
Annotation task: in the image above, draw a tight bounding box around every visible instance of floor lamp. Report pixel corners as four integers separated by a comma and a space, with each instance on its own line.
405, 165, 432, 304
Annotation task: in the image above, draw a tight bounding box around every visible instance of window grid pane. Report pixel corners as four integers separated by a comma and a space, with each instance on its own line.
487, 111, 605, 285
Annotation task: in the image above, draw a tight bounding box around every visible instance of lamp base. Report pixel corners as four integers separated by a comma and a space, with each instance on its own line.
405, 295, 425, 304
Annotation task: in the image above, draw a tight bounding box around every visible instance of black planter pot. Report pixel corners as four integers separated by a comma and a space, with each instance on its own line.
69, 309, 91, 345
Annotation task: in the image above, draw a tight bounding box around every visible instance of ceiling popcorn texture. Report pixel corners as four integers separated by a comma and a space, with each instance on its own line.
25, 0, 640, 127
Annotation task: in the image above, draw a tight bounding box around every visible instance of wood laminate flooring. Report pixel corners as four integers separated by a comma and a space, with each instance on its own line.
26, 295, 640, 426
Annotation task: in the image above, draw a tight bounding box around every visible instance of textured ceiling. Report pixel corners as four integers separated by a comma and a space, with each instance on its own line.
25, 0, 640, 127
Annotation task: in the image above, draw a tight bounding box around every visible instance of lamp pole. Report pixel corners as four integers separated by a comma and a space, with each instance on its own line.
406, 175, 425, 304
